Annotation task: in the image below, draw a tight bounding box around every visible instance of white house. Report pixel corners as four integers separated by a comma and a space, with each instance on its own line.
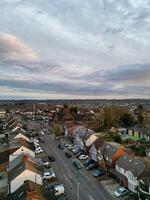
9, 146, 35, 162
115, 155, 146, 193
9, 160, 43, 193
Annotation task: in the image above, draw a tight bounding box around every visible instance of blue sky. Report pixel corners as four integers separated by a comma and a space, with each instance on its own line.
0, 0, 150, 99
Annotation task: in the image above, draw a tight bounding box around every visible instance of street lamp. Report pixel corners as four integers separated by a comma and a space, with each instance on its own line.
77, 182, 80, 200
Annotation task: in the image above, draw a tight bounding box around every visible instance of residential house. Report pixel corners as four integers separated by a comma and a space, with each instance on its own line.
89, 138, 104, 162
14, 133, 30, 142
8, 138, 35, 162
9, 144, 35, 162
73, 126, 93, 150
84, 134, 98, 151
102, 144, 126, 168
8, 158, 42, 193
115, 155, 146, 193
7, 180, 48, 200
0, 109, 6, 119
127, 127, 150, 141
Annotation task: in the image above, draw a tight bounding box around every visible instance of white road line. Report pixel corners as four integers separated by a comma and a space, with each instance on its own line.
88, 195, 95, 200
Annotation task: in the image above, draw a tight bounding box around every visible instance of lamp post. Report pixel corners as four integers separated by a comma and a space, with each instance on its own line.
77, 182, 80, 200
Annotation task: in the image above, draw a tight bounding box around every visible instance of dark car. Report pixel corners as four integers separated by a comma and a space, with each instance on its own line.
65, 151, 72, 158
86, 162, 97, 170
41, 156, 47, 162
48, 155, 55, 161
73, 160, 82, 169
58, 143, 65, 150
57, 195, 67, 200
92, 169, 105, 177
84, 159, 95, 167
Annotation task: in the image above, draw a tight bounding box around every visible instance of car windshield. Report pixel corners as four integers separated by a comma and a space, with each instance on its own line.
117, 188, 125, 194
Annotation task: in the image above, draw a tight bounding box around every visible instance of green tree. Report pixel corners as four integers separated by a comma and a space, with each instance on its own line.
52, 123, 62, 138
137, 114, 144, 124
113, 134, 122, 143
70, 106, 78, 114
120, 112, 135, 127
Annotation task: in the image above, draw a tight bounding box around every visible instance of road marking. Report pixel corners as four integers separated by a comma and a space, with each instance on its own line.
88, 195, 95, 200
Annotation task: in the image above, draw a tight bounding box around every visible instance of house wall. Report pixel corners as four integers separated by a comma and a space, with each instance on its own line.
10, 169, 42, 193
116, 164, 126, 176
9, 146, 35, 162
89, 145, 97, 161
128, 129, 133, 136
74, 135, 84, 150
127, 171, 138, 193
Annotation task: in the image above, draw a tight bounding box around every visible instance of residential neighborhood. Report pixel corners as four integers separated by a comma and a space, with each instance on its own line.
0, 100, 150, 200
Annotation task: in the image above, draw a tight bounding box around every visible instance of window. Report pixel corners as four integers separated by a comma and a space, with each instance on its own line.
128, 183, 136, 192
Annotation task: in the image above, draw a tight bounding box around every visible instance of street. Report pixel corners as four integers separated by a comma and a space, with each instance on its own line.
41, 134, 114, 200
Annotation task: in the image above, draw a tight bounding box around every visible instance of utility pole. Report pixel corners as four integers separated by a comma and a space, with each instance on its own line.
77, 182, 80, 200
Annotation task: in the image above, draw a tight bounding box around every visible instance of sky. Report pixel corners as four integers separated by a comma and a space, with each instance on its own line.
0, 0, 150, 99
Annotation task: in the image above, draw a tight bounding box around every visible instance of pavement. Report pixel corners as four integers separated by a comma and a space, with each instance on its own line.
40, 133, 115, 200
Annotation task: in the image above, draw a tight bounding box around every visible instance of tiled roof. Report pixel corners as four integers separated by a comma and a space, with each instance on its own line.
116, 155, 146, 177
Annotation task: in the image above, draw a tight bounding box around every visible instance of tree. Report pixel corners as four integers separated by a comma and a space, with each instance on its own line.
113, 134, 122, 143
52, 123, 62, 138
70, 106, 78, 114
137, 104, 143, 110
120, 112, 135, 127
137, 114, 144, 124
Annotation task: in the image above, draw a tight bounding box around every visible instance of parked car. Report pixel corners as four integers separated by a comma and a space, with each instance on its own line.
35, 146, 42, 151
43, 161, 51, 168
114, 187, 129, 198
41, 156, 47, 162
85, 162, 97, 170
79, 155, 89, 160
67, 145, 74, 150
41, 131, 45, 135
43, 128, 50, 134
56, 195, 67, 200
75, 151, 84, 157
73, 160, 82, 169
35, 149, 43, 154
48, 155, 55, 161
48, 184, 65, 197
72, 147, 80, 154
65, 143, 70, 147
92, 169, 105, 177
58, 143, 65, 150
65, 151, 72, 158
84, 159, 95, 167
43, 170, 56, 181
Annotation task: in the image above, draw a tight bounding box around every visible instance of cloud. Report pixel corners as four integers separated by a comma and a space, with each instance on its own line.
0, 33, 37, 62
0, 0, 150, 99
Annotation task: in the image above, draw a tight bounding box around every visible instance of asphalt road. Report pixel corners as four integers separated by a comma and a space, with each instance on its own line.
41, 134, 114, 200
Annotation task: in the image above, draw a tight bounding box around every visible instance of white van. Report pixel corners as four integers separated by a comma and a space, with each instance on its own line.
49, 184, 65, 197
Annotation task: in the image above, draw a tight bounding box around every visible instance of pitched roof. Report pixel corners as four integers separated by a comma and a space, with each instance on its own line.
8, 154, 40, 172
7, 180, 47, 200
92, 138, 104, 150
103, 144, 118, 158
8, 159, 41, 182
116, 155, 146, 177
